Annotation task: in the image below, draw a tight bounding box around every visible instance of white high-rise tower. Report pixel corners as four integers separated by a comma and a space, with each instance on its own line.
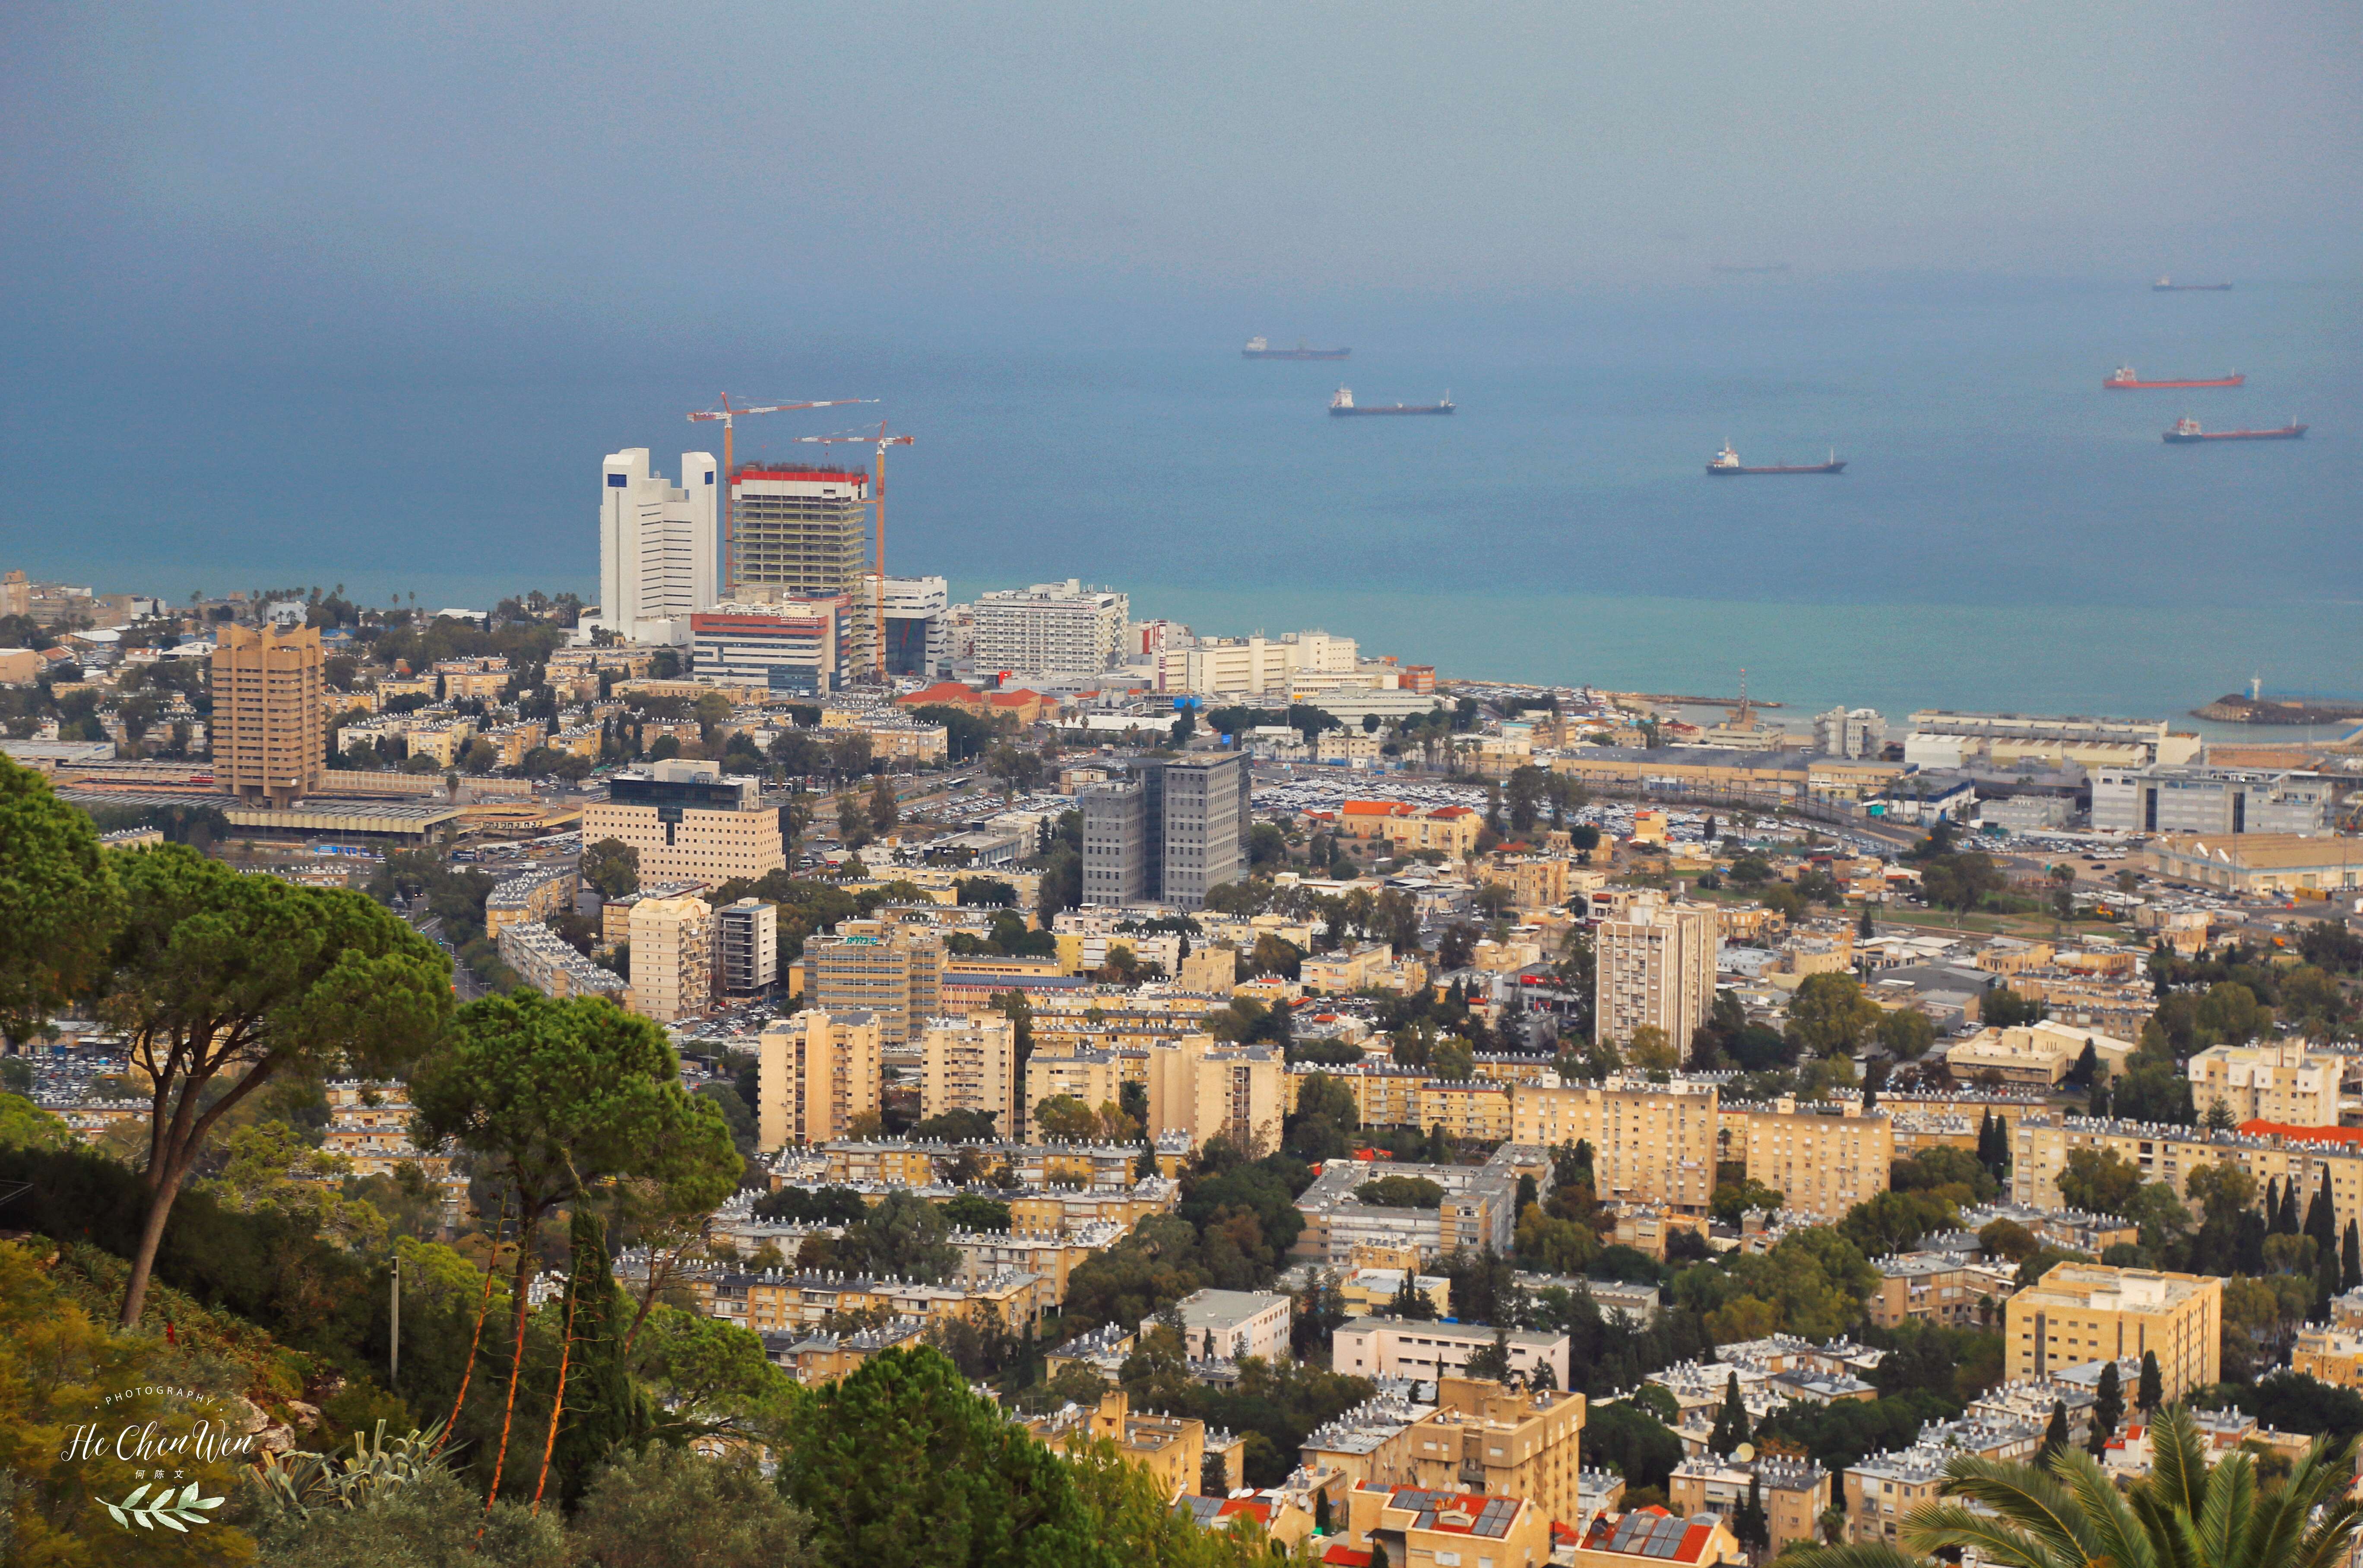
585, 448, 717, 645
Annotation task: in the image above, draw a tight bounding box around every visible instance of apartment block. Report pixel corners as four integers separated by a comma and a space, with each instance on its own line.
1153, 629, 1358, 699
483, 863, 578, 933
798, 918, 944, 1048
211, 623, 324, 807
1595, 898, 1717, 1051
2014, 1118, 2363, 1242
757, 1009, 884, 1150
920, 1015, 1021, 1139
1293, 1145, 1524, 1264
581, 761, 785, 887
1331, 1318, 1572, 1390
1722, 1097, 1894, 1218
2291, 1326, 2363, 1391
1670, 1455, 1829, 1558
627, 895, 713, 1024
2186, 1041, 2340, 1127
1024, 1049, 1138, 1129
1867, 1249, 2022, 1328
716, 898, 779, 997
1509, 1078, 1719, 1213
1147, 1287, 1294, 1363
1300, 1379, 1586, 1531
972, 579, 1128, 677
2002, 1264, 2221, 1397
496, 921, 628, 1002
1145, 1033, 1285, 1152
1027, 1389, 1240, 1505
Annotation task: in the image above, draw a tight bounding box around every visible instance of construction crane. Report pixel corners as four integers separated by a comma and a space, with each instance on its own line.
687, 395, 875, 593
795, 422, 914, 682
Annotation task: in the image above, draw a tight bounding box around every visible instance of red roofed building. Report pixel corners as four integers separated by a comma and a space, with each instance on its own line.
895, 681, 1055, 726
1340, 1484, 1554, 1568
1324, 799, 1485, 860
2240, 1120, 2363, 1148
1574, 1507, 1744, 1568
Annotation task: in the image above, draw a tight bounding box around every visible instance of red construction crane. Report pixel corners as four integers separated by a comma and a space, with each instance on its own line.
687, 395, 874, 592
795, 422, 914, 681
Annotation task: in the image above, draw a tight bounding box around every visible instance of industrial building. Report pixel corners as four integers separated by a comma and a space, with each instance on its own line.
2090, 765, 2334, 837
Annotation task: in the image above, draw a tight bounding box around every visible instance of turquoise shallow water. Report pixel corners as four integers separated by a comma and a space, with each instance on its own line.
6, 272, 2356, 718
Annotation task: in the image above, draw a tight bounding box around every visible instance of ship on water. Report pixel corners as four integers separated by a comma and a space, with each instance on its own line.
2106, 366, 2244, 390
1244, 335, 1349, 360
1706, 441, 1844, 475
2153, 277, 2233, 291
1329, 387, 1454, 417
2163, 417, 2305, 443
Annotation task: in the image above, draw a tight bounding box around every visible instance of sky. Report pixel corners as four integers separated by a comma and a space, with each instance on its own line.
6, 0, 2357, 339
1, 0, 2358, 657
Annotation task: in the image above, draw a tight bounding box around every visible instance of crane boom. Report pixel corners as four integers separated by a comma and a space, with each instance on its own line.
796, 423, 915, 682
685, 396, 876, 592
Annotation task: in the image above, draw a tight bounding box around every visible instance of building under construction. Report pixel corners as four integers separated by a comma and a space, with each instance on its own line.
728, 464, 875, 672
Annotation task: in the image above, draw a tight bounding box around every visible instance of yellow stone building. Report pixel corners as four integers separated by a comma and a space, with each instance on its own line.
2002, 1263, 2221, 1397
1508, 1079, 1719, 1213
757, 1009, 883, 1149
1722, 1097, 1894, 1217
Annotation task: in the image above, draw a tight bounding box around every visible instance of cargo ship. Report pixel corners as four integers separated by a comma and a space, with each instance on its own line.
2105, 366, 2244, 390
1330, 387, 1454, 417
2153, 277, 2233, 291
1245, 336, 1349, 360
2162, 417, 2305, 443
1706, 441, 1845, 474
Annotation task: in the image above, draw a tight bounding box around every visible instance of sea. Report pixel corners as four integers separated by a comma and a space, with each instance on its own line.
7, 270, 2357, 732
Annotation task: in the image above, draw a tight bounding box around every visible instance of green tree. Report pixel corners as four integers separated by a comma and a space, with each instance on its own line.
545, 1206, 649, 1507
581, 837, 642, 900
96, 845, 452, 1325
1708, 1370, 1751, 1455
1463, 1326, 1514, 1385
409, 990, 731, 1501
1785, 973, 1884, 1057
870, 773, 900, 834
2091, 1360, 2123, 1446
1877, 1008, 1936, 1062
0, 1091, 74, 1151
568, 1443, 814, 1568
2056, 1148, 2144, 1216
0, 756, 120, 1042
2137, 1350, 2162, 1412
780, 1344, 1103, 1568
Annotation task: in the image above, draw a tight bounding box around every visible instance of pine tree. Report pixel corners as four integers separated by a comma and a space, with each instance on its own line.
2266, 1177, 2285, 1235
2040, 1399, 2069, 1461
2307, 1168, 2341, 1253
1736, 1472, 1769, 1554
1709, 1371, 1750, 1455
2280, 1178, 2303, 1237
1857, 904, 1874, 940
543, 1207, 647, 1506
2137, 1350, 2163, 1413
2092, 1361, 2123, 1442
2316, 1248, 2340, 1321
2344, 1220, 2361, 1293
1315, 1489, 1332, 1535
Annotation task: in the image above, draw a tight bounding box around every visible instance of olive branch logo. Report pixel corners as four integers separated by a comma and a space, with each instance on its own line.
101, 1480, 224, 1531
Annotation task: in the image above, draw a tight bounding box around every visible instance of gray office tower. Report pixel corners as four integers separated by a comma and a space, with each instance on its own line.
1080, 752, 1251, 910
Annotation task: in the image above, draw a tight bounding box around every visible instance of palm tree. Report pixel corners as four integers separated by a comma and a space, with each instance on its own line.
1799, 1406, 2360, 1568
